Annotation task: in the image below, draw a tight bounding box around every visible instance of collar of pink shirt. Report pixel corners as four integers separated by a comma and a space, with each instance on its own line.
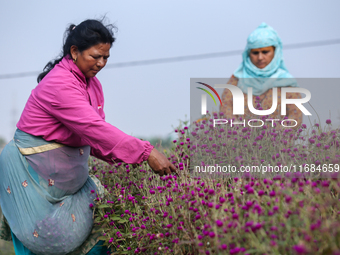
60, 55, 88, 87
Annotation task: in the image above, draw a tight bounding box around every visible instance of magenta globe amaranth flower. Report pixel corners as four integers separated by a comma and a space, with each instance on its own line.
292, 244, 307, 254
219, 197, 226, 203
216, 220, 223, 227
209, 232, 215, 238
220, 244, 227, 250
247, 187, 254, 194
269, 190, 276, 197
326, 119, 331, 124
258, 190, 265, 196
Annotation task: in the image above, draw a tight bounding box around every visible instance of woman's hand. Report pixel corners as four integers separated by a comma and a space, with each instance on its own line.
147, 148, 178, 176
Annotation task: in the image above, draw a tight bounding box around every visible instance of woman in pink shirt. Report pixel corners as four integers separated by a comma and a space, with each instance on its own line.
0, 19, 176, 255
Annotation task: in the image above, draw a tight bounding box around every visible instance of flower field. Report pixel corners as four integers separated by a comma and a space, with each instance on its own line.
90, 114, 340, 255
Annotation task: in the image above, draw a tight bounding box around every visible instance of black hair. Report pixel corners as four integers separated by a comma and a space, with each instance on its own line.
37, 19, 116, 82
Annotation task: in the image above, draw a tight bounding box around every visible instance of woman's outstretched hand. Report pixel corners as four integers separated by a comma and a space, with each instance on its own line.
147, 148, 178, 176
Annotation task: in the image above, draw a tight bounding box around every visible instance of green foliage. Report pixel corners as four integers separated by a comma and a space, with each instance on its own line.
141, 136, 175, 150
0, 240, 15, 255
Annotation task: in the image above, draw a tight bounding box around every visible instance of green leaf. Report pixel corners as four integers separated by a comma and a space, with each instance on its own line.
94, 217, 102, 223
98, 236, 108, 241
244, 249, 259, 254
118, 219, 128, 223
111, 217, 121, 221
98, 204, 110, 209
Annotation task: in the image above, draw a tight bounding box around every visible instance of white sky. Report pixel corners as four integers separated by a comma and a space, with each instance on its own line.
0, 0, 340, 142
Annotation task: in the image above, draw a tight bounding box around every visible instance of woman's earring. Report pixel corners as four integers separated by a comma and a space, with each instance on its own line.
73, 57, 77, 63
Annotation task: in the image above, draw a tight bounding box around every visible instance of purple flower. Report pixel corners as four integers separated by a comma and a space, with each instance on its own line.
216, 220, 223, 227
220, 244, 228, 250
230, 247, 241, 254
326, 119, 331, 124
257, 190, 264, 196
269, 190, 276, 197
208, 189, 215, 195
247, 188, 254, 194
285, 196, 292, 203
166, 224, 173, 228
172, 238, 179, 243
219, 197, 226, 203
245, 221, 253, 227
89, 203, 94, 208
292, 244, 306, 254
209, 232, 215, 238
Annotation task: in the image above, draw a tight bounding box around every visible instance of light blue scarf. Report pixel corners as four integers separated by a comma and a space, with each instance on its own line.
234, 22, 298, 95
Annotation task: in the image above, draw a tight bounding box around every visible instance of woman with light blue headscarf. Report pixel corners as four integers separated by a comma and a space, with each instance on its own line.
220, 22, 303, 127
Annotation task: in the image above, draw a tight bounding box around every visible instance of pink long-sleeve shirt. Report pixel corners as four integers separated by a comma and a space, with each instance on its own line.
17, 56, 153, 164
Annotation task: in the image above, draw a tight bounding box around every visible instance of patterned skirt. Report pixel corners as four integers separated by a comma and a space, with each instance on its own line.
0, 129, 108, 255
